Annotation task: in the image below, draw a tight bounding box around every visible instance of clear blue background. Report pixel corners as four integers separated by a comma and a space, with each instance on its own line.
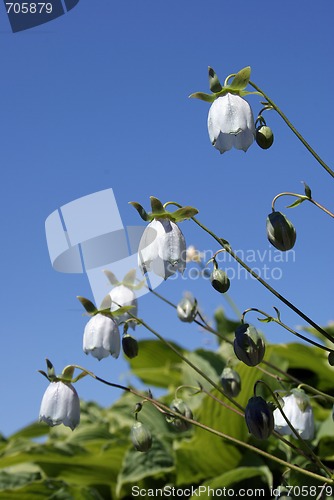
0, 0, 333, 436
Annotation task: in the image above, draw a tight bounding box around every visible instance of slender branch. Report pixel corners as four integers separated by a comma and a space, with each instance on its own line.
272, 191, 334, 219
249, 80, 334, 179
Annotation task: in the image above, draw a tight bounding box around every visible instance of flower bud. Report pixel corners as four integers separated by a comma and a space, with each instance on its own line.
210, 268, 230, 293
256, 125, 274, 149
266, 211, 296, 251
245, 396, 274, 440
122, 334, 139, 359
221, 367, 241, 398
234, 323, 265, 366
169, 398, 193, 431
177, 296, 197, 323
131, 421, 152, 452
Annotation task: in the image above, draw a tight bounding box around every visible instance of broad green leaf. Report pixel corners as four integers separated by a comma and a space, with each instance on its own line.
180, 350, 223, 392
9, 422, 50, 440
174, 360, 264, 485
273, 343, 334, 392
193, 465, 272, 496
116, 437, 174, 498
128, 340, 184, 388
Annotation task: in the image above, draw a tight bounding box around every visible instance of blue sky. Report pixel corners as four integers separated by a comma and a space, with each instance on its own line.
1, 1, 333, 436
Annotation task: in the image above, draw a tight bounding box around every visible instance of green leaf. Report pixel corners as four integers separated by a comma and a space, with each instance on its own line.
123, 269, 137, 286
208, 66, 222, 93
172, 206, 199, 222
128, 339, 184, 388
258, 317, 273, 323
150, 196, 165, 214
194, 465, 273, 495
303, 181, 312, 198
229, 66, 251, 91
128, 202, 149, 221
116, 437, 174, 498
174, 360, 264, 486
103, 270, 119, 286
77, 297, 97, 314
189, 92, 216, 103
61, 365, 75, 382
286, 197, 305, 209
9, 422, 50, 441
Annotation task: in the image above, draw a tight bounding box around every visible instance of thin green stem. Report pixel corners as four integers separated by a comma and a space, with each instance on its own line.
256, 381, 332, 478
272, 192, 334, 218
80, 367, 332, 484
242, 307, 334, 354
249, 80, 334, 179
190, 214, 334, 344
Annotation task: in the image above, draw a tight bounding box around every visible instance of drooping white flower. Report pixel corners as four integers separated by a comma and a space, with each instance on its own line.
208, 93, 255, 154
83, 313, 120, 360
138, 218, 186, 279
39, 381, 80, 430
274, 391, 315, 440
109, 284, 138, 330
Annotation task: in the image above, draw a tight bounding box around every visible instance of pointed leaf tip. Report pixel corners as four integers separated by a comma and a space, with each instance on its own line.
150, 196, 165, 214
302, 181, 312, 198
129, 201, 149, 221
208, 66, 222, 93
77, 296, 98, 314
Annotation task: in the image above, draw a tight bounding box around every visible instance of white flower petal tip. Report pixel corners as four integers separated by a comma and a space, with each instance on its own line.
109, 285, 138, 330
273, 392, 315, 440
83, 313, 120, 360
39, 381, 80, 431
208, 94, 255, 154
138, 219, 186, 280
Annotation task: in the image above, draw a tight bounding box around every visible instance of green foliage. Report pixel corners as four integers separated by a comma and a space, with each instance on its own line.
1, 312, 334, 497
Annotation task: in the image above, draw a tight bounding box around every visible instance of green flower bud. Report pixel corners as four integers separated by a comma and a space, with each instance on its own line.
177, 296, 197, 323
256, 125, 274, 149
266, 211, 296, 251
234, 323, 265, 367
169, 398, 193, 431
122, 334, 139, 359
245, 396, 274, 440
131, 421, 152, 452
221, 367, 241, 398
210, 268, 230, 293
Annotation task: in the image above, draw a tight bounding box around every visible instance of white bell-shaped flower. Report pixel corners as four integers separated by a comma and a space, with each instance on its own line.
39, 381, 80, 430
83, 313, 120, 360
109, 284, 138, 330
208, 93, 255, 154
274, 391, 315, 440
138, 218, 186, 279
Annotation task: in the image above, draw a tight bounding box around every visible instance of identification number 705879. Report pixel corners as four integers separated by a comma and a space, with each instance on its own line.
6, 3, 53, 14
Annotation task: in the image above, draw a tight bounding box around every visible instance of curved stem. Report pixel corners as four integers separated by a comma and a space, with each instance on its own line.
249, 80, 334, 179
242, 308, 334, 354
272, 192, 334, 218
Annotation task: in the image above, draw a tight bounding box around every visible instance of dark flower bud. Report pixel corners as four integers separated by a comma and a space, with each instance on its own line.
177, 296, 197, 323
169, 398, 193, 431
122, 334, 139, 359
131, 421, 152, 452
245, 396, 274, 440
256, 125, 274, 149
221, 367, 241, 398
266, 211, 296, 251
234, 323, 265, 367
210, 268, 230, 293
